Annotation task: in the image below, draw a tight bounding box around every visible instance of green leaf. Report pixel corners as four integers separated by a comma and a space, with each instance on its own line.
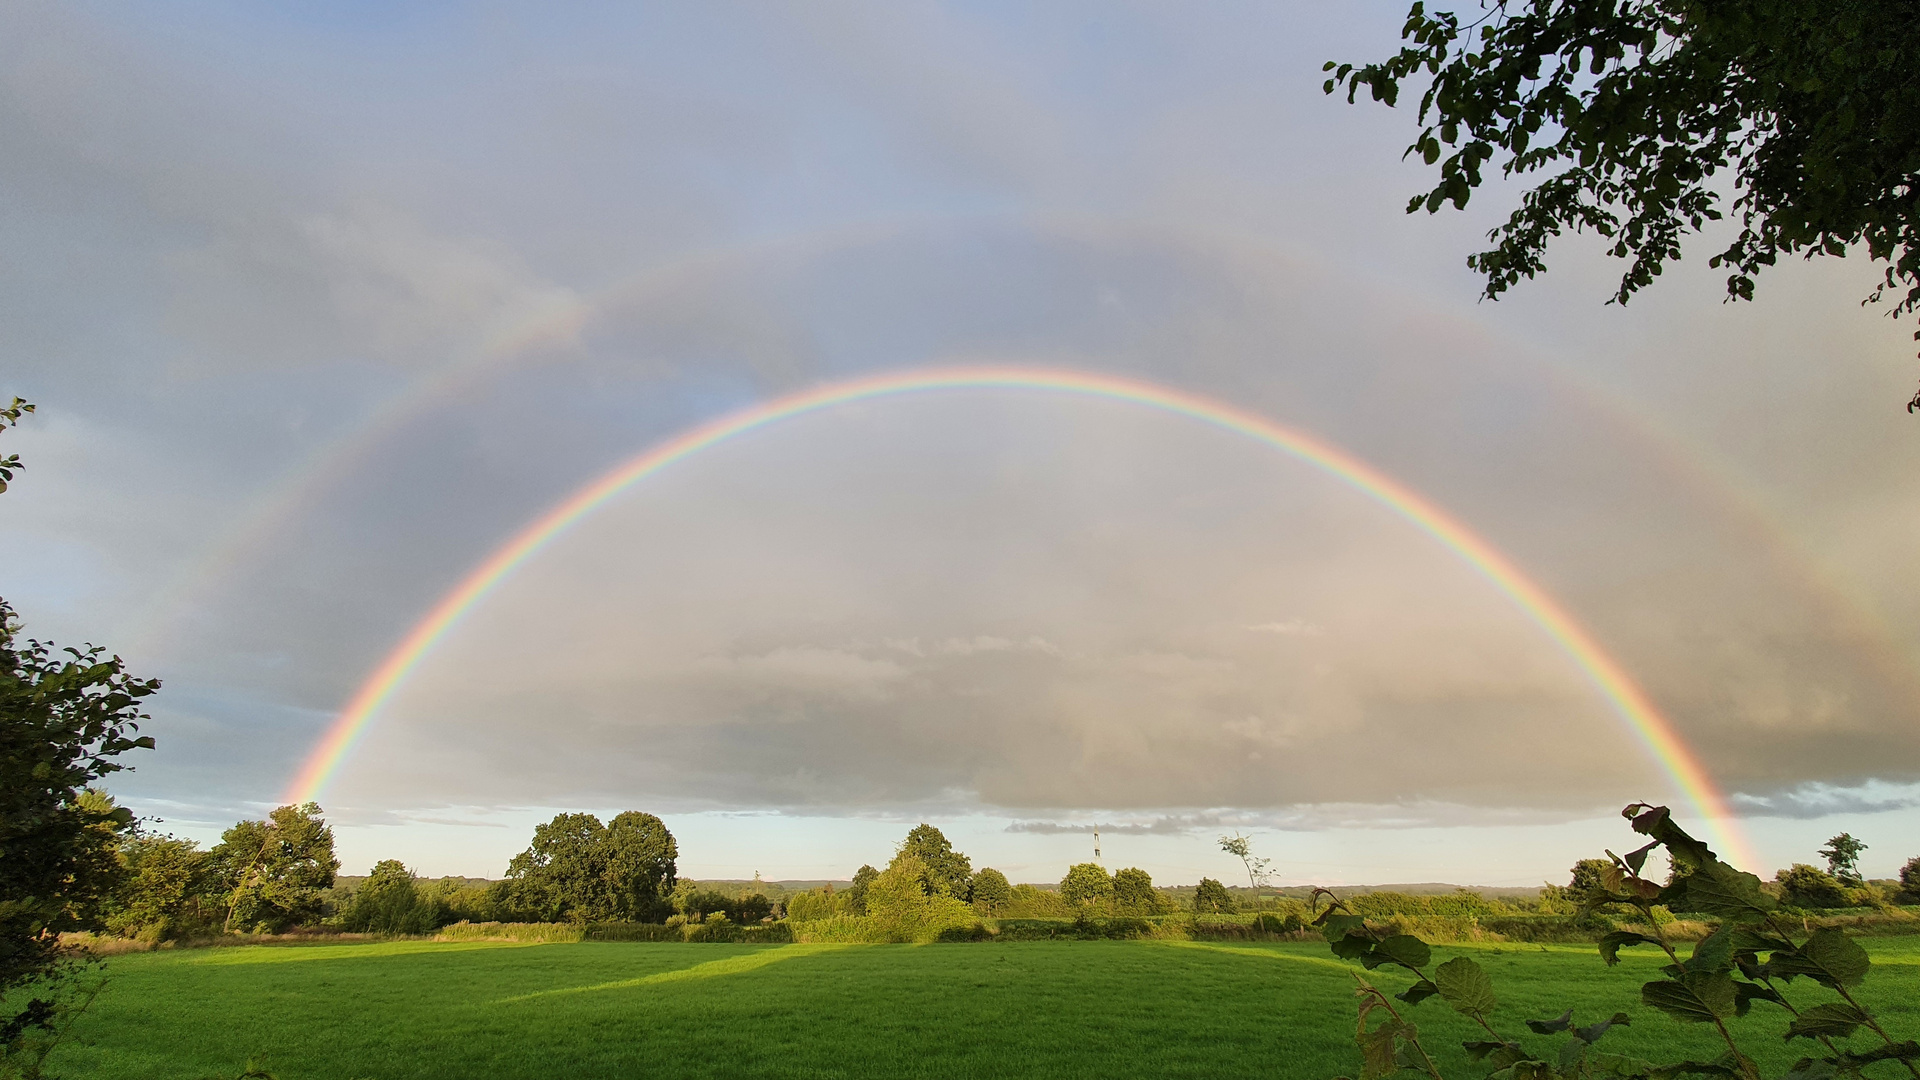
1463, 1040, 1521, 1063
1731, 981, 1785, 1017
1396, 979, 1439, 1005
1584, 1051, 1661, 1077
1433, 955, 1497, 1018
1320, 913, 1366, 939
1600, 931, 1660, 966
1575, 1013, 1632, 1044
1684, 926, 1732, 974
1641, 972, 1736, 1023
1668, 862, 1774, 925
1526, 1008, 1573, 1034
1770, 929, 1870, 988
1784, 1001, 1869, 1042
1373, 934, 1431, 970
1834, 1041, 1920, 1068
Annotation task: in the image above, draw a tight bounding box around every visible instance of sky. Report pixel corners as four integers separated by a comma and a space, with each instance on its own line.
3, 0, 1919, 889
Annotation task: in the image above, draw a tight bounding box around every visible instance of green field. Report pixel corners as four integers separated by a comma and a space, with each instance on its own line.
49, 937, 1920, 1079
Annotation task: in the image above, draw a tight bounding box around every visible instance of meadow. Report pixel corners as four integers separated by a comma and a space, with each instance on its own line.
49, 935, 1920, 1080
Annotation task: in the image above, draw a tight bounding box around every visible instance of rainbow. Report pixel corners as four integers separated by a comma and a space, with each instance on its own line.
285, 364, 1755, 866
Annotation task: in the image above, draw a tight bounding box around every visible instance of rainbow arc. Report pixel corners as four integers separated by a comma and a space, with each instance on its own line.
285, 365, 1754, 867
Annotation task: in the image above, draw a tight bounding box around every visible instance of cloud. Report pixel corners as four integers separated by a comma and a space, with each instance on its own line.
1730, 781, 1920, 820
1247, 619, 1324, 636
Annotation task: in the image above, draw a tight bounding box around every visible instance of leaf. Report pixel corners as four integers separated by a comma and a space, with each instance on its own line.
1684, 926, 1733, 974
1373, 934, 1432, 970
1320, 912, 1365, 937
1731, 981, 1784, 1017
1331, 933, 1376, 961
1784, 1002, 1869, 1042
1668, 862, 1775, 925
1575, 1013, 1632, 1044
1463, 1040, 1521, 1063
1396, 979, 1439, 1005
1585, 1051, 1661, 1077
1433, 956, 1497, 1018
1641, 972, 1736, 1023
1356, 1021, 1399, 1080
1600, 931, 1660, 966
1834, 1042, 1920, 1068
1770, 929, 1870, 988
1526, 1008, 1574, 1034
1625, 805, 1716, 871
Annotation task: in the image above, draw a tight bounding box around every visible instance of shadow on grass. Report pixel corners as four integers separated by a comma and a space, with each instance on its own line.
493, 943, 855, 1003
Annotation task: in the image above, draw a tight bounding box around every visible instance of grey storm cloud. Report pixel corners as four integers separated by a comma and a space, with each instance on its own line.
0, 0, 1915, 864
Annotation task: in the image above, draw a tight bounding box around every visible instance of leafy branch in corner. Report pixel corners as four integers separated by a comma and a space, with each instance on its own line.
1315, 804, 1920, 1080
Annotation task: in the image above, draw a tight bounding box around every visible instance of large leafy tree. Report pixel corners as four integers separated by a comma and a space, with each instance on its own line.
1327, 1, 1920, 408
896, 824, 972, 898
601, 811, 678, 922
1819, 831, 1868, 886
0, 398, 158, 1035
502, 811, 679, 922
210, 802, 338, 932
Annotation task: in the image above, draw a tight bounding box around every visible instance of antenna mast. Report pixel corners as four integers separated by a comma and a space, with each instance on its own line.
1093, 828, 1102, 862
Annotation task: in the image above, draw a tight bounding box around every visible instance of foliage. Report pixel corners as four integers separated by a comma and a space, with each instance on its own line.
1820, 835, 1868, 888
1900, 858, 1920, 903
0, 970, 104, 1080
860, 853, 977, 942
846, 865, 879, 915
1194, 877, 1236, 914
1314, 803, 1920, 1080
209, 803, 338, 933
0, 594, 155, 1035
1326, 0, 1920, 404
1111, 868, 1167, 915
1006, 883, 1071, 919
0, 398, 32, 494
103, 833, 219, 942
1776, 864, 1852, 911
500, 811, 677, 923
897, 824, 973, 899
1220, 832, 1275, 889
337, 861, 439, 935
1060, 863, 1114, 907
969, 868, 1012, 914
783, 886, 844, 922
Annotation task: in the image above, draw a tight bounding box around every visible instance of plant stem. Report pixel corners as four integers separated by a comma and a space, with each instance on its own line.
1353, 974, 1447, 1080
1638, 900, 1759, 1080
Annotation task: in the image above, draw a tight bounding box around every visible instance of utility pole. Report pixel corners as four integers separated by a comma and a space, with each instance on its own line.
1093, 828, 1102, 862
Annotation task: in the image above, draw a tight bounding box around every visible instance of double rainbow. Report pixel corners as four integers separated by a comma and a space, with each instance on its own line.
285, 364, 1753, 866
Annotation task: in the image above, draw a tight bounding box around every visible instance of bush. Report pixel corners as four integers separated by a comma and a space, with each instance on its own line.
1004, 884, 1070, 919
434, 921, 585, 943
1193, 877, 1234, 914
104, 834, 220, 942
1059, 863, 1113, 907
1777, 863, 1851, 909
862, 854, 978, 942
337, 860, 441, 935
1111, 868, 1167, 915
783, 888, 843, 922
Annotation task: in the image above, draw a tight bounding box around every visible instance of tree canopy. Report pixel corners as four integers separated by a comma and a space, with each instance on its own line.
501, 811, 678, 923
896, 824, 972, 898
1327, 1, 1920, 408
211, 802, 339, 933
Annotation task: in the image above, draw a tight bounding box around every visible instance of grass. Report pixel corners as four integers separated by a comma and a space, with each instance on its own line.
45, 936, 1920, 1079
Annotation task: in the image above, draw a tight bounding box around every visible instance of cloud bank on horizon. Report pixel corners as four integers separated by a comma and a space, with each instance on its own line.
1, 1, 1917, 879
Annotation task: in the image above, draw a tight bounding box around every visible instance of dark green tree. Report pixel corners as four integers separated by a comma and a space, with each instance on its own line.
897, 824, 972, 898
1327, 1, 1920, 407
968, 868, 1012, 913
1193, 877, 1235, 914
602, 811, 678, 921
1111, 867, 1164, 915
1820, 831, 1868, 886
1566, 857, 1611, 902
0, 397, 158, 1040
1901, 855, 1920, 901
210, 803, 338, 932
845, 864, 879, 915
501, 813, 609, 922
340, 860, 436, 935
1059, 862, 1113, 907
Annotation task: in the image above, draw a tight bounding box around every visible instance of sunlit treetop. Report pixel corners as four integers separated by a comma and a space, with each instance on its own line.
1327, 0, 1920, 409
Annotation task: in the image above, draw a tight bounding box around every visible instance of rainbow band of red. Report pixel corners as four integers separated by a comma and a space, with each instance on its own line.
284, 365, 1754, 866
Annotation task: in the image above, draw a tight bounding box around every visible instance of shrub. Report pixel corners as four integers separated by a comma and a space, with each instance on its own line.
105, 834, 220, 942
1004, 883, 1069, 918
845, 865, 878, 914
863, 854, 977, 942
434, 921, 584, 943
783, 887, 842, 922
1111, 868, 1166, 915
337, 860, 440, 935
1193, 877, 1234, 914
1777, 863, 1851, 909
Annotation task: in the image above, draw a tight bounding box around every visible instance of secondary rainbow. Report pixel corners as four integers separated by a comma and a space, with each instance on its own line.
286, 364, 1756, 866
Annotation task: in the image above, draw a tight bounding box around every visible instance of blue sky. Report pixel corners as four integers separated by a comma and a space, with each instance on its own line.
3, 1, 1918, 887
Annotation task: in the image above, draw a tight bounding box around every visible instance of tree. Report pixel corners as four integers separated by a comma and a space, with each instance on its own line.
1327, 1, 1920, 408
210, 803, 338, 932
897, 824, 972, 898
1111, 867, 1165, 915
1059, 862, 1114, 907
862, 853, 976, 942
1566, 857, 1612, 902
602, 811, 677, 922
1900, 855, 1920, 902
1218, 832, 1273, 889
1776, 863, 1850, 909
1193, 877, 1236, 914
501, 813, 609, 922
846, 864, 879, 915
339, 860, 437, 935
105, 833, 218, 942
968, 868, 1012, 914
1819, 832, 1868, 886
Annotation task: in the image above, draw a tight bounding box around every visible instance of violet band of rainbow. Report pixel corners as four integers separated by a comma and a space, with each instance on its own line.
284, 364, 1755, 868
